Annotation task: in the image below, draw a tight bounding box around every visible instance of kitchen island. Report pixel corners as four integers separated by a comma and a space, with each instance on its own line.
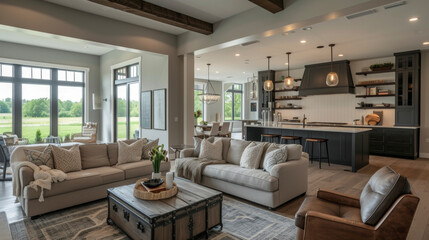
245, 124, 372, 172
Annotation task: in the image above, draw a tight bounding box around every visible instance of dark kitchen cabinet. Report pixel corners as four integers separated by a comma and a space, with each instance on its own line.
394, 50, 420, 126
258, 70, 275, 117
369, 128, 419, 159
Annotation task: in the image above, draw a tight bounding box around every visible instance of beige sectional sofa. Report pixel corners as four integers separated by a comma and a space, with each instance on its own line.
12, 141, 170, 217
179, 138, 308, 209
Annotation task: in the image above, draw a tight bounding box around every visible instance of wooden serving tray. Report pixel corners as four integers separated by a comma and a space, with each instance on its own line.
134, 178, 178, 200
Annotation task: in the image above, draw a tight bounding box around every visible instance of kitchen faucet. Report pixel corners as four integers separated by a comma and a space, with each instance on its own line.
303, 114, 307, 128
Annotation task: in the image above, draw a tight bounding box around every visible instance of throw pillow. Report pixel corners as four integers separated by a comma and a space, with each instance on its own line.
240, 142, 265, 169
141, 139, 159, 159
79, 144, 110, 169
226, 139, 251, 165
360, 166, 410, 226
286, 144, 302, 161
117, 138, 146, 165
263, 148, 287, 174
193, 137, 215, 157
24, 145, 54, 168
51, 145, 82, 173
199, 139, 223, 160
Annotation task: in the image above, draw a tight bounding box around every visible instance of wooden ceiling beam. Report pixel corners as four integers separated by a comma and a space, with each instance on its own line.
249, 0, 284, 13
88, 0, 213, 35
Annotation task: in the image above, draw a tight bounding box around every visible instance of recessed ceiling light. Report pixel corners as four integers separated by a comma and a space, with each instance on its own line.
242, 72, 246, 74
300, 40, 307, 44
235, 53, 240, 57
216, 71, 219, 74
423, 42, 429, 45
282, 30, 295, 36
338, 54, 344, 57
409, 17, 419, 22
284, 62, 289, 65
196, 68, 200, 71
302, 27, 312, 31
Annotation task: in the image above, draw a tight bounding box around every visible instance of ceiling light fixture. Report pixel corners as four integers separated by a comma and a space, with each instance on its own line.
284, 52, 294, 89
198, 63, 220, 104
300, 40, 307, 44
197, 68, 201, 71
235, 53, 240, 57
326, 44, 339, 87
263, 56, 274, 92
338, 54, 344, 57
282, 30, 295, 36
243, 72, 246, 74
284, 62, 289, 65
409, 17, 419, 22
215, 71, 219, 74
302, 27, 312, 31
423, 42, 429, 45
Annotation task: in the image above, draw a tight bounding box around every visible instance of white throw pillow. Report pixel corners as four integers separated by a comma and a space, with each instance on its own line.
263, 147, 287, 174
193, 136, 215, 157
240, 142, 265, 169
117, 138, 146, 165
199, 139, 223, 160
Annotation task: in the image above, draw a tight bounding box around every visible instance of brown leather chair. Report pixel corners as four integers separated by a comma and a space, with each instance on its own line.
295, 166, 419, 240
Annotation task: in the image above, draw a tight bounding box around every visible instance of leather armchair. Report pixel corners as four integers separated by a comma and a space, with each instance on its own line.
296, 189, 419, 240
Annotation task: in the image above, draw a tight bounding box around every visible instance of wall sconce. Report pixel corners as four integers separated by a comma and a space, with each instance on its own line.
92, 93, 107, 110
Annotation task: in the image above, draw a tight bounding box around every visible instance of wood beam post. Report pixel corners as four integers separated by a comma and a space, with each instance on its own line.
249, 0, 284, 13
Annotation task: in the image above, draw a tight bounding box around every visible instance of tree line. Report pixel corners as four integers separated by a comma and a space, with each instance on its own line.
0, 98, 82, 118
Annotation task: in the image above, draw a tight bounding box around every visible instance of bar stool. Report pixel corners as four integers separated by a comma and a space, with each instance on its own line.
280, 136, 302, 145
304, 138, 330, 169
260, 134, 281, 143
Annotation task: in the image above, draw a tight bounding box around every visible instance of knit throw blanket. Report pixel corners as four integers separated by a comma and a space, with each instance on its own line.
12, 161, 67, 202
175, 158, 225, 184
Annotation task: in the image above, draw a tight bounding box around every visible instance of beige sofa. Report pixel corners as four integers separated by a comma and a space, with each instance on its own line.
179, 138, 308, 209
12, 141, 170, 217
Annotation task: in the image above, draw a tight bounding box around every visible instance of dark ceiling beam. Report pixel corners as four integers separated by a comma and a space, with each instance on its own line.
249, 0, 284, 13
88, 0, 213, 35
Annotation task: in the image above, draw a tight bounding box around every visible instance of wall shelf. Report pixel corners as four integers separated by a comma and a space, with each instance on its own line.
274, 78, 302, 83
355, 69, 395, 76
355, 82, 395, 87
275, 87, 300, 92
275, 98, 302, 101
355, 106, 395, 109
355, 94, 395, 98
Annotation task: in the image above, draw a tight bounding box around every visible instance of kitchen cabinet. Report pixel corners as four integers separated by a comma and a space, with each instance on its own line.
369, 128, 419, 159
394, 50, 420, 126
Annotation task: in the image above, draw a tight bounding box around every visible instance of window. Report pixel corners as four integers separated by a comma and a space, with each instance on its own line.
194, 83, 204, 123
114, 64, 140, 141
224, 84, 242, 121
0, 61, 85, 143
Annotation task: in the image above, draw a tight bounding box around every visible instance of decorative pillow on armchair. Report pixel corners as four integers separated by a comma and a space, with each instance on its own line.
51, 145, 82, 173
199, 139, 223, 160
117, 138, 146, 164
24, 145, 54, 168
240, 142, 265, 169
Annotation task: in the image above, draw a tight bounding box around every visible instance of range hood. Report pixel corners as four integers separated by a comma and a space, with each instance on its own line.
299, 60, 354, 96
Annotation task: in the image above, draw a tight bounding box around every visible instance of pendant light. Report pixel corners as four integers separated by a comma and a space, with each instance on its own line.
284, 52, 294, 89
198, 63, 220, 104
263, 56, 274, 91
326, 44, 339, 87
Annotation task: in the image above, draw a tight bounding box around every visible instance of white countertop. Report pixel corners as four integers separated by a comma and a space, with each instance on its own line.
276, 122, 420, 129
246, 123, 372, 133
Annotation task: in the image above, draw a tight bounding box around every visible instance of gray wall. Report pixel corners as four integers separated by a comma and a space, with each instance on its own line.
0, 40, 101, 133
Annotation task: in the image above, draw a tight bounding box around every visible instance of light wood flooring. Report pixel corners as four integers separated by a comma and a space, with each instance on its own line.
1, 155, 429, 240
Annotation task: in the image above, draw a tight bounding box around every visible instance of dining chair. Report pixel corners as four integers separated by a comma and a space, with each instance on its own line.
194, 127, 204, 138
218, 122, 231, 137
0, 136, 12, 181
204, 122, 220, 138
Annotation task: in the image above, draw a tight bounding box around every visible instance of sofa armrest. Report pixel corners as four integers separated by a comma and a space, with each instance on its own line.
317, 189, 360, 208
19, 166, 34, 192
180, 148, 195, 158
304, 211, 373, 240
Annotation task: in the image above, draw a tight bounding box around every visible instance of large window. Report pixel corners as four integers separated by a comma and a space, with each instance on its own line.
194, 83, 204, 123
224, 84, 242, 121
114, 64, 140, 141
0, 62, 85, 143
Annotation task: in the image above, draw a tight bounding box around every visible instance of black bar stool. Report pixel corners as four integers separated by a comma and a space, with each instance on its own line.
260, 134, 281, 143
304, 138, 330, 169
280, 136, 302, 145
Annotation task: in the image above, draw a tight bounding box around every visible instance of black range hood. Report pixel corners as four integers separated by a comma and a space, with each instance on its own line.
299, 60, 355, 96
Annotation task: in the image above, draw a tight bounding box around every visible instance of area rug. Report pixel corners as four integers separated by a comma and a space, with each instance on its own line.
10, 197, 296, 240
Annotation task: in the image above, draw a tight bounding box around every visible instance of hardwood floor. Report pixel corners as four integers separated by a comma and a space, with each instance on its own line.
1, 155, 428, 240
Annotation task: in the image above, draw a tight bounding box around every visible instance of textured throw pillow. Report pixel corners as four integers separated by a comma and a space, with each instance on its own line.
240, 142, 265, 169
141, 139, 159, 159
117, 138, 146, 165
199, 139, 223, 160
226, 139, 251, 165
263, 148, 287, 174
51, 145, 82, 173
24, 145, 54, 168
360, 166, 410, 226
193, 137, 215, 157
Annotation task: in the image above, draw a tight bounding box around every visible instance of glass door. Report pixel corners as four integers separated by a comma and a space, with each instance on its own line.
116, 85, 128, 141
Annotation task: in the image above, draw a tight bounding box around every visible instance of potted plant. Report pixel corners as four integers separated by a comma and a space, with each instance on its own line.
149, 144, 168, 179
35, 130, 43, 143
194, 110, 202, 125
63, 134, 71, 143
370, 63, 394, 71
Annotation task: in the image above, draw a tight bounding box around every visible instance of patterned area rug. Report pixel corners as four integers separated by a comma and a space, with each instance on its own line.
10, 197, 296, 240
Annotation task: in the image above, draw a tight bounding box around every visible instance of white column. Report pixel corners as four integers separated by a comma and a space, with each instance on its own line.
183, 53, 194, 145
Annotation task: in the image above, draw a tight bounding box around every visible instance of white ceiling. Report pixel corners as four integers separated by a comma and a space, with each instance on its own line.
0, 25, 115, 56
195, 0, 429, 82
45, 0, 256, 35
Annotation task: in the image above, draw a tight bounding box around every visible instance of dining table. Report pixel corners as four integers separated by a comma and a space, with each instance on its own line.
194, 124, 223, 131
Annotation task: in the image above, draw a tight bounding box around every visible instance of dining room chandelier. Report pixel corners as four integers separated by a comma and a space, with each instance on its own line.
198, 63, 220, 104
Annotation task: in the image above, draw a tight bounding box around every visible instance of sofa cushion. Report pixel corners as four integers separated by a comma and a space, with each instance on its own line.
360, 166, 410, 225
193, 137, 214, 157
286, 144, 302, 161
259, 143, 273, 169
114, 161, 170, 179
141, 139, 159, 159
23, 145, 54, 168
107, 143, 118, 166
240, 142, 265, 169
214, 137, 231, 160
79, 167, 125, 184
24, 169, 103, 200
199, 139, 223, 160
52, 145, 82, 173
202, 164, 278, 192
226, 139, 251, 165
117, 139, 146, 165
79, 144, 110, 169
263, 148, 287, 174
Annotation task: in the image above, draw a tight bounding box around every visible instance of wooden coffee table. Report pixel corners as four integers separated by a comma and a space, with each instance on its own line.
107, 177, 223, 240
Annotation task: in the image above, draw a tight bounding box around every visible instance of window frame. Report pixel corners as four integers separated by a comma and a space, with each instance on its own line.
224, 83, 243, 121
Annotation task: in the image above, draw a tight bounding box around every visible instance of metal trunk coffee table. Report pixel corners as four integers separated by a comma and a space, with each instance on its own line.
107, 177, 223, 240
